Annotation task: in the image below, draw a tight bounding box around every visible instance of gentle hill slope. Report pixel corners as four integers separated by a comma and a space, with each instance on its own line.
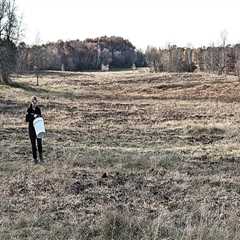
1, 70, 240, 239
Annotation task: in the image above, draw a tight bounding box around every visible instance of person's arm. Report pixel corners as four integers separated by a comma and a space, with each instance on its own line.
35, 107, 42, 118
38, 107, 42, 117
33, 107, 42, 119
26, 109, 34, 122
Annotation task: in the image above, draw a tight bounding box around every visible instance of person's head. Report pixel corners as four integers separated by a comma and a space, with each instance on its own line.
31, 96, 38, 108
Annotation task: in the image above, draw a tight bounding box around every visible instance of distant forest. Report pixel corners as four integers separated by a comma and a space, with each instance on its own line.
145, 44, 240, 76
16, 36, 240, 77
16, 36, 147, 72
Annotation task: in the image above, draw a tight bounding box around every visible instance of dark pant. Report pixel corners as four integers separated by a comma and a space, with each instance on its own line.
29, 130, 42, 160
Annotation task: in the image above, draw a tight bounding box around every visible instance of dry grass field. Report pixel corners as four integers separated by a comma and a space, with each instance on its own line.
1, 69, 240, 239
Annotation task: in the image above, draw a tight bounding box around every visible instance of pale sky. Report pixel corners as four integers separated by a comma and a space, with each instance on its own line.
17, 0, 240, 50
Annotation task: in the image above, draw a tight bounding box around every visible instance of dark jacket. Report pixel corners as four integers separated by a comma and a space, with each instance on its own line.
26, 104, 42, 136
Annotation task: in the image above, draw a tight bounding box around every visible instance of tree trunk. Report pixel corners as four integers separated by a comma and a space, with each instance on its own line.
0, 71, 12, 84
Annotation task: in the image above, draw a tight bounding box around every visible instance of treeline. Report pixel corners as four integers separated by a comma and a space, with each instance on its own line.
16, 36, 146, 72
145, 45, 240, 75
14, 40, 240, 76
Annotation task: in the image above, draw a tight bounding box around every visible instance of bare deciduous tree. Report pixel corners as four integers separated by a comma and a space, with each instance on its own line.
145, 46, 162, 72
100, 48, 112, 66
235, 59, 240, 80
217, 30, 228, 75
220, 30, 228, 48
0, 0, 21, 84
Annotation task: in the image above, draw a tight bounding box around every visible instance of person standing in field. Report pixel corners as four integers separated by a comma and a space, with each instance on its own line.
26, 96, 43, 164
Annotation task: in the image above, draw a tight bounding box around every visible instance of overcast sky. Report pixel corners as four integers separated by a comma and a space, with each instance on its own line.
17, 0, 240, 50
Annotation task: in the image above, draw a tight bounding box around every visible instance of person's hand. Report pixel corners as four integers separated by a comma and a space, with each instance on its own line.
34, 114, 38, 118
